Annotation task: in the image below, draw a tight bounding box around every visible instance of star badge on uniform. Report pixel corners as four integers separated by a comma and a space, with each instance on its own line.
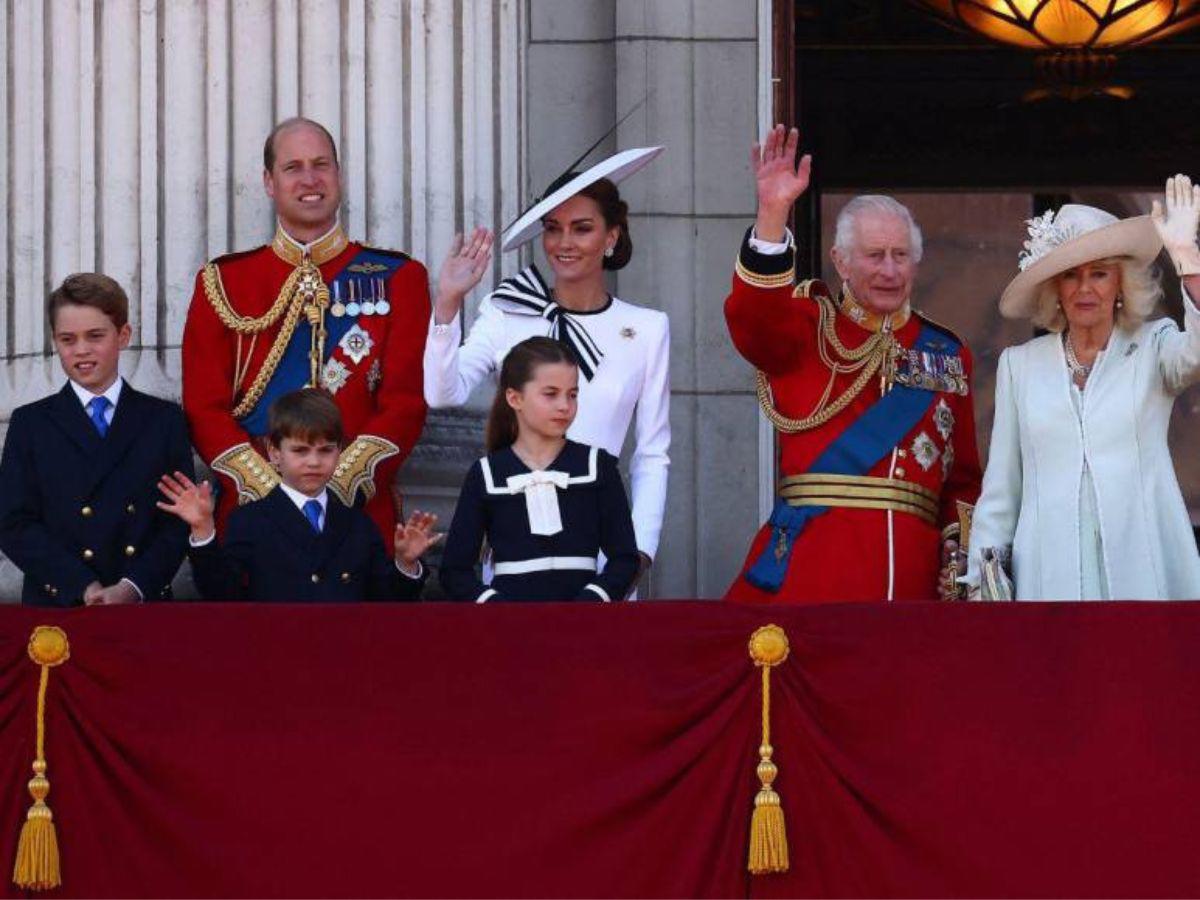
338, 324, 374, 365
911, 431, 940, 472
322, 357, 351, 394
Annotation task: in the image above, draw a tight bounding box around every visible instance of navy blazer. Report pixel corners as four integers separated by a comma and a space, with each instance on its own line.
0, 381, 193, 605
189, 487, 425, 601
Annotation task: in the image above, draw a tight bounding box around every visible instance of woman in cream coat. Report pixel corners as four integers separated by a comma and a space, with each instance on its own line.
967, 176, 1200, 600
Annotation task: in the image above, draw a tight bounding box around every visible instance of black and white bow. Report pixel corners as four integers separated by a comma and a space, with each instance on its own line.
489, 265, 604, 381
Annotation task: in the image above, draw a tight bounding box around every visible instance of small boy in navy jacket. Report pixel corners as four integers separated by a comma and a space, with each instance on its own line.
157, 388, 437, 601
0, 273, 193, 605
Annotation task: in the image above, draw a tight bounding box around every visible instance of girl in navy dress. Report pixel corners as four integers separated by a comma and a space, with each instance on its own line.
440, 337, 639, 602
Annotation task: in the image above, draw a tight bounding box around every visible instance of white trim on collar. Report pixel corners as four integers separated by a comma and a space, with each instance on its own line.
479, 446, 598, 496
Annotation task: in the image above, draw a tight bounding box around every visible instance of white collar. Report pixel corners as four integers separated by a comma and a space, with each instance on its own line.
278, 482, 328, 515
69, 377, 123, 410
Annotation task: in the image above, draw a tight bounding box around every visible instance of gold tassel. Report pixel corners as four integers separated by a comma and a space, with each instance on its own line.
747, 624, 790, 875
13, 626, 70, 892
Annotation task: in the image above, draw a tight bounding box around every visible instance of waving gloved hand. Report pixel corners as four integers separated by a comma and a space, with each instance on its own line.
1152, 174, 1200, 277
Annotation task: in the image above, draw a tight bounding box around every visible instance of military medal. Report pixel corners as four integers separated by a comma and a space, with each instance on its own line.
374, 277, 391, 315
346, 279, 361, 318
330, 280, 346, 318
360, 278, 377, 316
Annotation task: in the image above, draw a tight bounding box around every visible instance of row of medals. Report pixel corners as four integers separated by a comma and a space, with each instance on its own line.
329, 277, 391, 318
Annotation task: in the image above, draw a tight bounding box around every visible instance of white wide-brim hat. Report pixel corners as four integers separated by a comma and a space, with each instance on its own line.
999, 204, 1162, 319
501, 146, 665, 251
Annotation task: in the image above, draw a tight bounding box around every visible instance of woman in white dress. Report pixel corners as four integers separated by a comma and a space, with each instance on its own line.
425, 148, 670, 585
966, 175, 1200, 600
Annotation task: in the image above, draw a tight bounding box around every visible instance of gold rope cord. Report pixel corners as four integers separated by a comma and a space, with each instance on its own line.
755, 294, 898, 434
203, 263, 302, 334
204, 257, 331, 419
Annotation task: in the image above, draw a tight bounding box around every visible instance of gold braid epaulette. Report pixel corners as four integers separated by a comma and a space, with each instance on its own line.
756, 289, 898, 434
203, 262, 308, 419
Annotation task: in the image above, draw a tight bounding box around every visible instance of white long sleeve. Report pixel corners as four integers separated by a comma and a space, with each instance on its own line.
628, 314, 671, 559
422, 296, 509, 408
1156, 286, 1200, 395
964, 348, 1023, 589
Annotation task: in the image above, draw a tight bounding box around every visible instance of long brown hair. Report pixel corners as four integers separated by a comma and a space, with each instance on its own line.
485, 337, 577, 453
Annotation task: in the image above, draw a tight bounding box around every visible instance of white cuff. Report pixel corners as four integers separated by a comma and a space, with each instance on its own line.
119, 577, 145, 602
583, 583, 611, 602
429, 312, 462, 338
395, 559, 424, 580
748, 227, 794, 256
476, 588, 497, 604
189, 530, 216, 547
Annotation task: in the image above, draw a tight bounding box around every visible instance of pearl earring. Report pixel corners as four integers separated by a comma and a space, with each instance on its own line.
604, 246, 614, 258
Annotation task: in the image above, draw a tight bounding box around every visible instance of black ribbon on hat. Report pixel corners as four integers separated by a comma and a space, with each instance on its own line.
490, 265, 604, 381
499, 96, 649, 239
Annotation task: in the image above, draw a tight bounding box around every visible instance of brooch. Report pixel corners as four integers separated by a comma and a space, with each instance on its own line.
620, 326, 636, 339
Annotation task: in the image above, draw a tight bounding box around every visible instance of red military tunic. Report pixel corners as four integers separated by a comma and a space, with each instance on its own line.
182, 224, 429, 541
724, 230, 981, 603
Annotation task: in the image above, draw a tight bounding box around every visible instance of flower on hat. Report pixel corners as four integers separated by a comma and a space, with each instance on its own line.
1017, 210, 1081, 272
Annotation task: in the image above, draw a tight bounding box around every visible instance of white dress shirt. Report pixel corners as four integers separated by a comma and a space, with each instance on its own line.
70, 376, 123, 426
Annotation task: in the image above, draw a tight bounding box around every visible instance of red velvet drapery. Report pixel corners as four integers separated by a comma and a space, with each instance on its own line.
3, 602, 1200, 898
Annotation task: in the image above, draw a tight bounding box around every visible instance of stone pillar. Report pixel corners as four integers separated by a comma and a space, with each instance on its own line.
0, 0, 525, 599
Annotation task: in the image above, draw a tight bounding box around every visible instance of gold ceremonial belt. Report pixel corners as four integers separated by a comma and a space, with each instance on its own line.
778, 473, 938, 525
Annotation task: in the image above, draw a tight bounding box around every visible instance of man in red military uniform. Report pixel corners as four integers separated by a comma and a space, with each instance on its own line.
182, 118, 428, 540
724, 125, 981, 603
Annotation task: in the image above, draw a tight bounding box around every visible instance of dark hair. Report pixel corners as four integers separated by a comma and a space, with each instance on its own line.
267, 388, 345, 448
47, 273, 129, 330
540, 174, 632, 270
485, 337, 578, 453
263, 117, 340, 172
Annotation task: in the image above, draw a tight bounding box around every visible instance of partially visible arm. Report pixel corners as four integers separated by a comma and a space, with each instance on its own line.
963, 350, 1023, 590
181, 268, 277, 502
123, 406, 195, 599
724, 228, 815, 377
628, 314, 671, 559
1157, 287, 1200, 394
438, 464, 499, 602
189, 512, 253, 601
0, 409, 97, 604
939, 344, 984, 527
579, 452, 639, 602
423, 294, 507, 408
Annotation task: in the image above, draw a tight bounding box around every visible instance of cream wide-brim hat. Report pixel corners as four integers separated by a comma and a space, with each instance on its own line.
999, 204, 1162, 319
501, 146, 664, 251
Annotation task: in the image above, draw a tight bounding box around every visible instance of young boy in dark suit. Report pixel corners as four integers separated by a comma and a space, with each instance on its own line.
0, 274, 194, 605
157, 388, 438, 601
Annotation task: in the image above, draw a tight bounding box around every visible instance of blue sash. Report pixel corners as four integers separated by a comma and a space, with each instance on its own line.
239, 248, 408, 435
744, 322, 956, 593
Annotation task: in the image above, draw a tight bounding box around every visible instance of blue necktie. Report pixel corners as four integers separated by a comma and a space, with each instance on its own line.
303, 499, 322, 533
87, 396, 111, 438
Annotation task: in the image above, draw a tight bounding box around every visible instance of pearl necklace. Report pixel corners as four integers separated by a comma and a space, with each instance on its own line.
1064, 333, 1093, 384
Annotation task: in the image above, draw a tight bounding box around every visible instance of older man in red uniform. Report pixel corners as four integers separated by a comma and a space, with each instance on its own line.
724, 126, 981, 603
182, 118, 429, 540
